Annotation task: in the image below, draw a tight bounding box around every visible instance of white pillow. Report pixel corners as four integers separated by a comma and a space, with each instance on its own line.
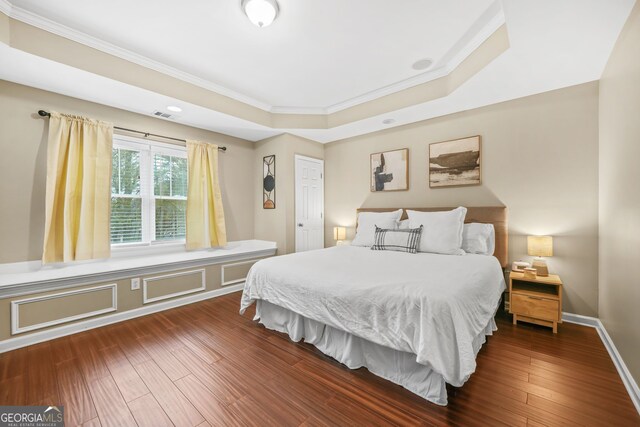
407, 207, 467, 255
352, 209, 403, 247
397, 219, 410, 230
462, 223, 495, 255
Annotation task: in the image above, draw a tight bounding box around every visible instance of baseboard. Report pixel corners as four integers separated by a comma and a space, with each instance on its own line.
563, 312, 640, 414
0, 283, 244, 354
561, 311, 600, 328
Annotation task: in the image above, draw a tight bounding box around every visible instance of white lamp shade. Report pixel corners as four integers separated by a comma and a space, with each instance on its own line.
243, 0, 278, 27
333, 226, 346, 241
527, 235, 553, 257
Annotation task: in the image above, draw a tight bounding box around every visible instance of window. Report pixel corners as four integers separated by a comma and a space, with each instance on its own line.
110, 136, 187, 246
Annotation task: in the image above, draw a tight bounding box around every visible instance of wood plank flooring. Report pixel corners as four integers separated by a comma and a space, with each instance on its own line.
0, 292, 638, 426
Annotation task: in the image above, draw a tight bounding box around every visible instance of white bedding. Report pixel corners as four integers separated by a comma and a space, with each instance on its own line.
240, 245, 506, 387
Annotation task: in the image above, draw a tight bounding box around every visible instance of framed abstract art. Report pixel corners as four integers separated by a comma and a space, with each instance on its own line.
370, 148, 409, 192
429, 136, 481, 188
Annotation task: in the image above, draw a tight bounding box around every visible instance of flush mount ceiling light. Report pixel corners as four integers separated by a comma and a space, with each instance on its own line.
242, 0, 279, 28
166, 105, 182, 112
412, 58, 433, 71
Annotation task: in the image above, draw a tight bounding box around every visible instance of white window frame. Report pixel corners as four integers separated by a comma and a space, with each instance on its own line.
111, 134, 188, 253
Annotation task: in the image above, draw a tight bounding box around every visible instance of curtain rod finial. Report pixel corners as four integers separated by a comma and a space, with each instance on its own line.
38, 110, 50, 117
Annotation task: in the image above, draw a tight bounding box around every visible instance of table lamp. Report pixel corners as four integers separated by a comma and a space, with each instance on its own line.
527, 235, 553, 277
333, 226, 346, 245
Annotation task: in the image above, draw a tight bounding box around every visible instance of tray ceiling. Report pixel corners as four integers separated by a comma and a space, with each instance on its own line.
7, 0, 501, 112
0, 0, 635, 142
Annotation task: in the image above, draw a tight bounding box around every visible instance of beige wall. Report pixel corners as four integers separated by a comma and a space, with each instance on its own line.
324, 82, 600, 316
254, 133, 324, 254
599, 2, 640, 383
254, 134, 289, 254
0, 80, 255, 263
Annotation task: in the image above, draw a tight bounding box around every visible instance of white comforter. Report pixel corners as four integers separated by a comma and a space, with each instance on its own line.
240, 245, 506, 387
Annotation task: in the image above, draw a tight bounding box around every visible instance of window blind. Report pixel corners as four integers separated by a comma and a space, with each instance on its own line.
154, 154, 187, 241
111, 148, 143, 243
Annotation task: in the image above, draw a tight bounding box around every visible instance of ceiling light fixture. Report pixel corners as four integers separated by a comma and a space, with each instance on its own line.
242, 0, 279, 28
412, 58, 433, 71
167, 105, 182, 112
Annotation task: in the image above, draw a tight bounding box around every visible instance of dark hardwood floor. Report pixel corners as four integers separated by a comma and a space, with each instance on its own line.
1, 292, 638, 426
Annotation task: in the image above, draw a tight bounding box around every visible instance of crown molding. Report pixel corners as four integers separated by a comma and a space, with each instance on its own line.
3, 0, 505, 117
0, 0, 11, 15
5, 2, 274, 112
436, 0, 505, 73
270, 105, 329, 115
268, 0, 505, 115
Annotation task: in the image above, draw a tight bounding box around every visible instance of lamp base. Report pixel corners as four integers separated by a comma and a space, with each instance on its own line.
532, 258, 549, 277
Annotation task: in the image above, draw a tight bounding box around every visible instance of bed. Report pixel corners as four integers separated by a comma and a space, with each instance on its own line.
240, 207, 508, 405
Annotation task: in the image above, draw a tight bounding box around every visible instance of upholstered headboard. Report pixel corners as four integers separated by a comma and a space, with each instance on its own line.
356, 206, 508, 268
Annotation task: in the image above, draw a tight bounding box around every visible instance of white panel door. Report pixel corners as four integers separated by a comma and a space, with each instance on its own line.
295, 155, 324, 252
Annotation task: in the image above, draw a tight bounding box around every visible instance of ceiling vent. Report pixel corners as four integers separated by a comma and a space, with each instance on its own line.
152, 110, 176, 119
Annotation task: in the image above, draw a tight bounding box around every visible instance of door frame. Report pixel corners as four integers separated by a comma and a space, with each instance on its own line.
294, 154, 325, 253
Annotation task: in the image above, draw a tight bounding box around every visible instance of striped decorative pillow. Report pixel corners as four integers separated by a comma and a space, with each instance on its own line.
371, 225, 423, 254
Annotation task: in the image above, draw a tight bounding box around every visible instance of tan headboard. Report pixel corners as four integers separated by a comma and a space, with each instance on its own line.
356, 206, 508, 268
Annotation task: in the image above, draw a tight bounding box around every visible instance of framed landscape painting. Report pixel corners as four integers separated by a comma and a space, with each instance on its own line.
370, 148, 409, 192
429, 136, 481, 188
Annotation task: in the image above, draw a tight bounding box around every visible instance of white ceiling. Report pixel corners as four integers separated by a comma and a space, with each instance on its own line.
0, 0, 636, 142
8, 0, 500, 112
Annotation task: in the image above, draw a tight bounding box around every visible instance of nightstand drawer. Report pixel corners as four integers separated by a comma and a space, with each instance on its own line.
511, 294, 559, 321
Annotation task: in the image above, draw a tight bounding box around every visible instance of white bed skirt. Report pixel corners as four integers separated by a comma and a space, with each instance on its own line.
255, 300, 497, 406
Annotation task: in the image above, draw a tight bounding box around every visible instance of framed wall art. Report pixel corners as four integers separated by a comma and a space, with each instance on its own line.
263, 154, 276, 209
429, 136, 481, 188
370, 148, 409, 192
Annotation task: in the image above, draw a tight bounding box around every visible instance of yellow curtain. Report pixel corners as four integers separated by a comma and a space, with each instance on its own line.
186, 140, 227, 249
42, 112, 114, 263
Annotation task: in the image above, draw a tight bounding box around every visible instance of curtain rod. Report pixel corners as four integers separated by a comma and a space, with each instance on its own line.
37, 110, 227, 151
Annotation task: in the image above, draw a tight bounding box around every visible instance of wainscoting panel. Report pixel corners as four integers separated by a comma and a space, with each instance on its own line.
221, 259, 261, 286
143, 269, 206, 304
10, 283, 117, 335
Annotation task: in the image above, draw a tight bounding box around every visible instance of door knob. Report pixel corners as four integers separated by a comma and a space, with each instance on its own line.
298, 223, 303, 227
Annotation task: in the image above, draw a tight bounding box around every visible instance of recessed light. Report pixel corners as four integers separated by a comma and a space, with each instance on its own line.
412, 58, 433, 71
382, 118, 396, 125
167, 106, 182, 113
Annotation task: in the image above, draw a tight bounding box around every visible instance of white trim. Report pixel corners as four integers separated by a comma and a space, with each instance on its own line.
11, 284, 117, 335
270, 106, 329, 115
143, 269, 206, 304
0, 283, 243, 354
562, 312, 640, 413
561, 312, 600, 328
0, 0, 12, 15
221, 260, 258, 287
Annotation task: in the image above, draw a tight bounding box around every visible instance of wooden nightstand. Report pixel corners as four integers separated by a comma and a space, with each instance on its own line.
509, 271, 563, 333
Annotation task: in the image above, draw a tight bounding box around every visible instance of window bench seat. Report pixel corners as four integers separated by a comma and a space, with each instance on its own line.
0, 240, 277, 298
0, 240, 276, 351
